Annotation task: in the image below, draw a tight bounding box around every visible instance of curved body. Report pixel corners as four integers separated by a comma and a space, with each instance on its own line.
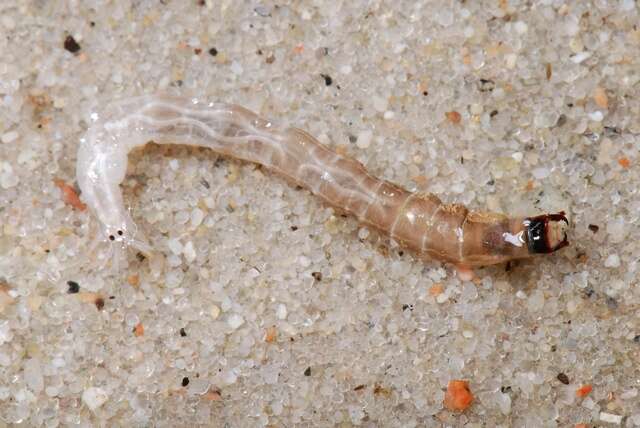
77, 95, 568, 268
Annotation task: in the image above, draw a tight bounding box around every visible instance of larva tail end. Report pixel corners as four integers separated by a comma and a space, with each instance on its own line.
525, 211, 569, 254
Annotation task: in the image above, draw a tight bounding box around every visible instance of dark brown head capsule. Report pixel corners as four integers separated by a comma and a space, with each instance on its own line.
524, 211, 569, 254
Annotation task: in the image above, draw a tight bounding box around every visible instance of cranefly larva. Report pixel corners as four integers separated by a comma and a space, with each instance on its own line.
76, 95, 569, 275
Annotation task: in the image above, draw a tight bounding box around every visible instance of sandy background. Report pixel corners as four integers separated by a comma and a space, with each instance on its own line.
1, 0, 639, 426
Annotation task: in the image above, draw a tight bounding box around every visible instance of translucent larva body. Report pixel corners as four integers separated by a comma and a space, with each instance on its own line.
76, 95, 568, 270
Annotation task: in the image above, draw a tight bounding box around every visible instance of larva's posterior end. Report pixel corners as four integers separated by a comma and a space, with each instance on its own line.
525, 211, 570, 254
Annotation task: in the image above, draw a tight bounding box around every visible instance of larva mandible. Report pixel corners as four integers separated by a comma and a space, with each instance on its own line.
76, 95, 568, 276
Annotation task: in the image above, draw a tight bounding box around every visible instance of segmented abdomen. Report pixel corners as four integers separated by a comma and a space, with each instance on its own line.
100, 96, 530, 267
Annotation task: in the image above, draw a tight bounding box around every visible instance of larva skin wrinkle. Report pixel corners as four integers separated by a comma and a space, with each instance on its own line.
77, 95, 569, 269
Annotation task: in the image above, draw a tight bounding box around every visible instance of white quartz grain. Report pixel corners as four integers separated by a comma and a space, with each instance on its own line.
82, 387, 109, 411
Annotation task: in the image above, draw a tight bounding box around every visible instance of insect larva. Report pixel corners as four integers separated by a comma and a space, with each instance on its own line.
76, 95, 568, 275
